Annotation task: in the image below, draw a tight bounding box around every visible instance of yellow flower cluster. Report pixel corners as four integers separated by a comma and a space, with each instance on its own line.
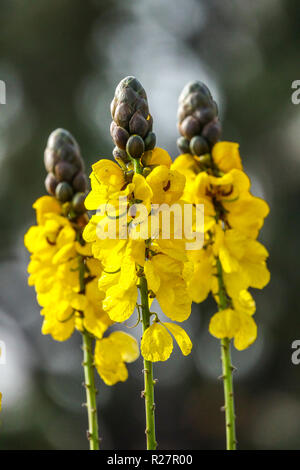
24, 196, 139, 385
172, 141, 270, 350
83, 148, 193, 361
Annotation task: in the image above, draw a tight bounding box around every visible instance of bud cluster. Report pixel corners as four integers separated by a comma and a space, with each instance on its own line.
177, 81, 221, 156
110, 76, 156, 166
44, 128, 87, 215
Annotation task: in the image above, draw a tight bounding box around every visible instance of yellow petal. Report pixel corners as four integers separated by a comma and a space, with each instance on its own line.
108, 331, 140, 363
144, 260, 160, 293
141, 323, 173, 362
163, 323, 192, 356
33, 196, 61, 225
212, 141, 243, 173
234, 313, 257, 350
209, 309, 240, 339
142, 147, 172, 168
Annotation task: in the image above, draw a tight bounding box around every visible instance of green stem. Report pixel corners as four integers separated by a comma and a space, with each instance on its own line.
216, 258, 237, 450
79, 256, 100, 450
139, 275, 157, 450
82, 330, 100, 450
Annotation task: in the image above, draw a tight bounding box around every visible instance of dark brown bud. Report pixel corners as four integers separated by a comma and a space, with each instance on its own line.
47, 128, 76, 151
55, 182, 73, 202
180, 116, 201, 139
193, 107, 216, 127
113, 146, 131, 164
179, 81, 212, 104
115, 76, 147, 101
129, 112, 148, 138
44, 149, 58, 173
126, 135, 145, 159
202, 119, 222, 145
190, 136, 209, 156
54, 161, 77, 182
72, 171, 88, 192
110, 98, 117, 119
114, 102, 132, 129
45, 173, 58, 196
144, 131, 156, 151
111, 124, 129, 150
177, 136, 190, 154
72, 192, 86, 214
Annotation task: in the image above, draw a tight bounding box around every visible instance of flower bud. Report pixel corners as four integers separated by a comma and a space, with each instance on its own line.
177, 136, 190, 154
193, 107, 216, 127
190, 136, 209, 156
202, 119, 222, 145
113, 146, 131, 164
55, 182, 73, 202
129, 112, 148, 138
179, 81, 212, 104
126, 135, 145, 159
54, 161, 77, 182
144, 131, 156, 151
114, 102, 132, 129
72, 171, 88, 192
111, 124, 129, 150
44, 149, 58, 173
72, 192, 86, 214
180, 116, 201, 139
45, 172, 58, 196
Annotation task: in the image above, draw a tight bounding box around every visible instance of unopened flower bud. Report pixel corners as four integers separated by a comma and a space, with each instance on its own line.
177, 136, 190, 154
129, 112, 148, 138
72, 192, 86, 214
44, 149, 58, 173
190, 136, 209, 156
202, 119, 222, 145
55, 181, 73, 202
126, 135, 145, 159
111, 124, 129, 150
193, 107, 216, 127
180, 116, 201, 139
144, 132, 156, 151
113, 146, 131, 164
114, 102, 132, 129
72, 171, 88, 192
55, 161, 77, 182
45, 172, 58, 196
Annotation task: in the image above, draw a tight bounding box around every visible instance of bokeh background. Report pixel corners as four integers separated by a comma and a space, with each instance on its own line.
0, 0, 299, 450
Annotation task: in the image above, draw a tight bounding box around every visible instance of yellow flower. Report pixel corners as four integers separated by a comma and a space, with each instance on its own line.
25, 196, 112, 342
209, 308, 257, 351
142, 147, 172, 168
214, 227, 270, 297
94, 331, 139, 385
144, 254, 191, 322
211, 141, 243, 173
141, 322, 192, 362
83, 153, 193, 328
146, 166, 185, 205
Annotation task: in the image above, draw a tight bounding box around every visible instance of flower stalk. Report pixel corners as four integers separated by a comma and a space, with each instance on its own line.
216, 258, 236, 450
79, 257, 100, 450
139, 275, 157, 450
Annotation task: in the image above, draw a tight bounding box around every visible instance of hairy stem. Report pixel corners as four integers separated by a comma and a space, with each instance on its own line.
79, 256, 100, 450
216, 258, 237, 450
139, 275, 157, 450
